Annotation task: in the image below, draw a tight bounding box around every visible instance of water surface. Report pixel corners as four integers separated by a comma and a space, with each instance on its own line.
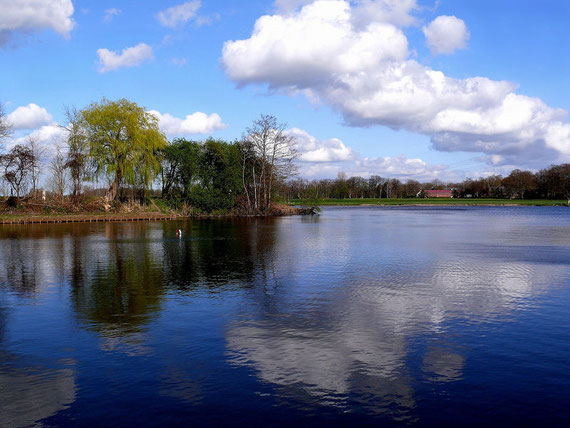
1, 207, 570, 426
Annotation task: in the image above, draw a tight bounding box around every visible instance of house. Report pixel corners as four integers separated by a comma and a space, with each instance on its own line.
424, 189, 453, 198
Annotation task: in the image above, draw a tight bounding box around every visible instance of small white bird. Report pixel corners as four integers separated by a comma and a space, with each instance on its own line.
176, 229, 182, 238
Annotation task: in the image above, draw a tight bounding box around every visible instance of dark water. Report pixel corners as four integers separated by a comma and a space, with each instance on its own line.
1, 207, 570, 426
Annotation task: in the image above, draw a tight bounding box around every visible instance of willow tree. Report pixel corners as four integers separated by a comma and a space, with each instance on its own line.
80, 98, 167, 206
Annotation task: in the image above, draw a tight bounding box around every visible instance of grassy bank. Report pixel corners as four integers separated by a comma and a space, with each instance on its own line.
289, 198, 568, 206
0, 197, 302, 224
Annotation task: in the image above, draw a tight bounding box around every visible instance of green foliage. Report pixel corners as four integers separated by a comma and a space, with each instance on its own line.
161, 138, 244, 213
80, 98, 168, 202
161, 138, 199, 199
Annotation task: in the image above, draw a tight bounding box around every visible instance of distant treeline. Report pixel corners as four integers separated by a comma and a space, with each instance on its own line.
281, 165, 570, 201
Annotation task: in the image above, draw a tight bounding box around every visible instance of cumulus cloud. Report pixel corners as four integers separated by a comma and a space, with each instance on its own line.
7, 103, 53, 130
157, 1, 202, 28
149, 110, 229, 136
423, 15, 469, 55
0, 0, 74, 45
274, 0, 417, 27
97, 43, 153, 73
274, 0, 313, 13
223, 1, 408, 88
289, 128, 354, 162
304, 153, 447, 180
8, 124, 67, 158
222, 0, 570, 168
103, 8, 121, 23
351, 0, 417, 28
290, 128, 447, 180
24, 124, 66, 145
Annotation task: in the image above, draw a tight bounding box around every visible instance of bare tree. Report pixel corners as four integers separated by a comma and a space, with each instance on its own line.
243, 114, 298, 213
0, 102, 12, 146
48, 146, 68, 203
26, 136, 46, 200
60, 106, 88, 207
0, 144, 36, 203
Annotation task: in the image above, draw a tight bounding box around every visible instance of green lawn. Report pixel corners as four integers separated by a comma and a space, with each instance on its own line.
289, 198, 568, 206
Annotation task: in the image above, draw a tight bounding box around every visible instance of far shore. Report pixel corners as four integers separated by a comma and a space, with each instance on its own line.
289, 198, 568, 207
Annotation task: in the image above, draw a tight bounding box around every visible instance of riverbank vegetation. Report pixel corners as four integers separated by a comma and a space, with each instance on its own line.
0, 97, 568, 221
0, 99, 300, 218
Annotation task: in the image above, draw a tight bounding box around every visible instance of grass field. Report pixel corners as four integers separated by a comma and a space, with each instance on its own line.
289, 198, 568, 206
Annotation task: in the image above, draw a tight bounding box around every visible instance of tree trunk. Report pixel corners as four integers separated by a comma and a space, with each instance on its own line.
104, 178, 120, 210
252, 165, 258, 212
242, 155, 251, 214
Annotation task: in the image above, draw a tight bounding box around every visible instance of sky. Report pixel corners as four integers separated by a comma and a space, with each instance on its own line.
1, 0, 569, 182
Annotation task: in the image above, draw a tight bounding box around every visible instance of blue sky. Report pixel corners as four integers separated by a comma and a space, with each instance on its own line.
1, 0, 569, 181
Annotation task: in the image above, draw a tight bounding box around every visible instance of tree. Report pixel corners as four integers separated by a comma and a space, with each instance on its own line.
48, 146, 68, 203
368, 175, 385, 198
538, 164, 570, 204
26, 136, 46, 200
333, 172, 349, 198
402, 179, 422, 198
243, 114, 298, 213
485, 175, 503, 198
61, 106, 88, 207
191, 139, 242, 211
160, 138, 200, 199
0, 144, 36, 203
0, 102, 12, 146
502, 169, 537, 199
80, 98, 168, 207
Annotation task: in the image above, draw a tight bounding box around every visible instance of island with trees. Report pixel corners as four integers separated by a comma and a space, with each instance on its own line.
0, 98, 568, 223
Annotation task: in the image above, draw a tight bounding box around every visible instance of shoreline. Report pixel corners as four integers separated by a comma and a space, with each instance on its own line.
0, 213, 184, 225
0, 202, 566, 224
320, 203, 567, 207
289, 198, 568, 207
0, 205, 306, 225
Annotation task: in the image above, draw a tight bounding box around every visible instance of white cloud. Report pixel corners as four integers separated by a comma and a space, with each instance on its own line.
24, 124, 66, 145
290, 128, 447, 180
423, 15, 469, 55
274, 0, 417, 27
223, 1, 408, 89
289, 128, 354, 162
103, 8, 121, 23
222, 0, 570, 169
353, 155, 447, 179
7, 104, 53, 130
274, 0, 313, 13
351, 0, 417, 28
157, 1, 201, 28
97, 43, 153, 73
0, 0, 74, 44
149, 110, 229, 136
8, 124, 67, 158
304, 153, 448, 181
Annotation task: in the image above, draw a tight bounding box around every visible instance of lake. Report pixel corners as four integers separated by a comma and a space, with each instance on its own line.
1, 206, 570, 426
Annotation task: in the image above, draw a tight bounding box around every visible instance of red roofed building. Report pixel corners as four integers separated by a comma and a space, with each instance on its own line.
424, 189, 453, 198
